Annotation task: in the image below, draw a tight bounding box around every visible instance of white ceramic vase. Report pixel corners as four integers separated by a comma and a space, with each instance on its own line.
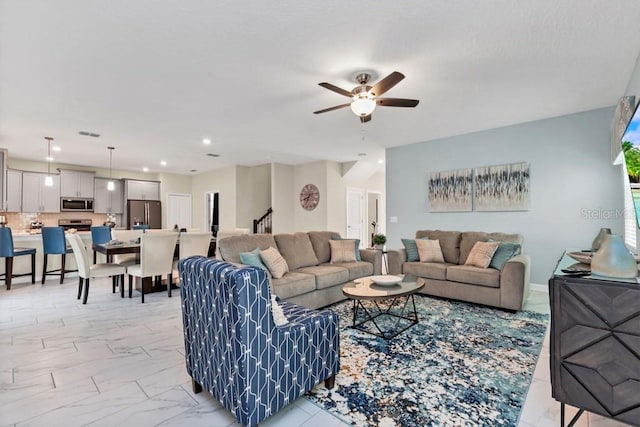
591, 234, 638, 279
591, 227, 611, 251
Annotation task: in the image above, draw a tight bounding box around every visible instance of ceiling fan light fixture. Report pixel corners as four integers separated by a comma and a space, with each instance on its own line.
350, 96, 376, 117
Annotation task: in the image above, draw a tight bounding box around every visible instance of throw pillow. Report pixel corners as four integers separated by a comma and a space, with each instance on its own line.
329, 239, 358, 263
416, 239, 445, 263
489, 242, 522, 270
259, 247, 289, 279
239, 248, 268, 271
332, 236, 362, 261
271, 294, 288, 326
465, 241, 500, 268
402, 237, 428, 262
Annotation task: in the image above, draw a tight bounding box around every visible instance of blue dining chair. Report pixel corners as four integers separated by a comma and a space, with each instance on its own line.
132, 224, 149, 231
91, 226, 112, 264
41, 226, 75, 284
0, 227, 36, 290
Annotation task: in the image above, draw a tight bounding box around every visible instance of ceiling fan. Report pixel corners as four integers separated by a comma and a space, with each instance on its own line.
313, 71, 419, 123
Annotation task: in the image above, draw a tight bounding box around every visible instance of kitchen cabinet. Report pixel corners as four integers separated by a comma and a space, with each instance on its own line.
94, 177, 124, 214
125, 179, 160, 201
6, 169, 22, 212
0, 149, 6, 211
22, 172, 60, 213
60, 170, 95, 198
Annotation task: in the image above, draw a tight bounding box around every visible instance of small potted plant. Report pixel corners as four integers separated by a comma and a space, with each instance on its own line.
372, 233, 386, 249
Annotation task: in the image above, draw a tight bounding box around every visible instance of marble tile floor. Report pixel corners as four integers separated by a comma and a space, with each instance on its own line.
0, 278, 631, 427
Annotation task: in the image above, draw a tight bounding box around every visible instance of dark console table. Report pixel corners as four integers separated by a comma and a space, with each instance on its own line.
549, 252, 640, 427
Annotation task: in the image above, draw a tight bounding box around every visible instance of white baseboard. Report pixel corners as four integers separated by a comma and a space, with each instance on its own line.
529, 283, 547, 292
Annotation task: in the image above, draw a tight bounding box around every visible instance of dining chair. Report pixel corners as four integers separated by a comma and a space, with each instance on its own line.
90, 226, 112, 264
171, 231, 212, 292
126, 232, 178, 303
66, 233, 126, 304
41, 226, 75, 284
0, 227, 36, 290
110, 229, 143, 266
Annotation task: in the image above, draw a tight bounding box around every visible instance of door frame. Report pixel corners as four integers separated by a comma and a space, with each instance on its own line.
204, 190, 219, 232
366, 190, 384, 246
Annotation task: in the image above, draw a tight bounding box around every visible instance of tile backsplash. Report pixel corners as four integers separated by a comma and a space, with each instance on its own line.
3, 212, 123, 230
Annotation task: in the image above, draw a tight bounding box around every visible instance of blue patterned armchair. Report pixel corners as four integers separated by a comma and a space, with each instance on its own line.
178, 257, 340, 427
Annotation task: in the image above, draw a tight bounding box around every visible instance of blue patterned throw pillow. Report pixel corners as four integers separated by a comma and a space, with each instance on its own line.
239, 248, 269, 271
489, 242, 521, 270
402, 237, 428, 262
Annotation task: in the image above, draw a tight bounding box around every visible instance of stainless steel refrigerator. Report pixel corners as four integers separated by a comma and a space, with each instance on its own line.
127, 200, 162, 229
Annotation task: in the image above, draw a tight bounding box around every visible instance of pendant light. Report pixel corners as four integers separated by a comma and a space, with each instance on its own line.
44, 137, 54, 187
107, 146, 115, 191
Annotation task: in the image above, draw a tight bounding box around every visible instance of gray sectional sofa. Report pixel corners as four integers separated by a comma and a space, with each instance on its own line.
387, 230, 530, 311
217, 231, 382, 309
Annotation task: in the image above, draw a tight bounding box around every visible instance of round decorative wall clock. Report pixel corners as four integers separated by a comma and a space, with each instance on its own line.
299, 183, 320, 211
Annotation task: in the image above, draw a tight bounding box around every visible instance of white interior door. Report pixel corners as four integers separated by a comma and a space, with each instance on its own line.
346, 188, 364, 245
167, 193, 192, 230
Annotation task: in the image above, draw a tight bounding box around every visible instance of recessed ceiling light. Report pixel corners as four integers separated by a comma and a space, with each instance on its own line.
377, 159, 384, 164
46, 156, 54, 161
142, 167, 149, 172
52, 146, 61, 152
202, 138, 211, 145
160, 161, 167, 166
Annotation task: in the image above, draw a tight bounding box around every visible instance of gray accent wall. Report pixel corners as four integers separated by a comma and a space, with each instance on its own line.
386, 107, 623, 285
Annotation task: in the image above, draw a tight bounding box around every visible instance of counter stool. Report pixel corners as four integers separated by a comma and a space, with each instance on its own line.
90, 226, 112, 264
0, 227, 36, 290
41, 226, 76, 284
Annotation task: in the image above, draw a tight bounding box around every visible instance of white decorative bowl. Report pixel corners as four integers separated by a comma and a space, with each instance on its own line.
369, 275, 402, 286
567, 251, 593, 264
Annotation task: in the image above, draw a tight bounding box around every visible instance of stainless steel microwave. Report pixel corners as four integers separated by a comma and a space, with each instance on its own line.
61, 198, 94, 212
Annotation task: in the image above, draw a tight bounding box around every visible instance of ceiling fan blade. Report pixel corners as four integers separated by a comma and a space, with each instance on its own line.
313, 103, 351, 114
360, 114, 372, 123
377, 98, 419, 107
370, 71, 405, 96
318, 82, 353, 98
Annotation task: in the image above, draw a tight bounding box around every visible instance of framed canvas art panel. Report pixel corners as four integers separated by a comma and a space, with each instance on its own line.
428, 168, 473, 212
474, 162, 530, 211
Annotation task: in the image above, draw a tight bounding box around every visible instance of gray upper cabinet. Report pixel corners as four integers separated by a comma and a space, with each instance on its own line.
125, 179, 160, 200
6, 169, 22, 212
60, 170, 95, 198
94, 178, 124, 214
22, 172, 60, 213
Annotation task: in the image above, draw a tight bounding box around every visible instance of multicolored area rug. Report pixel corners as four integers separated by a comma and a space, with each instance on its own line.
305, 296, 549, 427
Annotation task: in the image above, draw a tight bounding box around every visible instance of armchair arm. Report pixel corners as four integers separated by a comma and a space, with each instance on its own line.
359, 248, 382, 275
499, 254, 530, 311
387, 249, 407, 275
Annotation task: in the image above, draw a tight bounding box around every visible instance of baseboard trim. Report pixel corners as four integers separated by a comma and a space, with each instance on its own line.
530, 283, 547, 292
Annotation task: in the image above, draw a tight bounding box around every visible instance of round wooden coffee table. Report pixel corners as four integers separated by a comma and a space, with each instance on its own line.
342, 274, 424, 339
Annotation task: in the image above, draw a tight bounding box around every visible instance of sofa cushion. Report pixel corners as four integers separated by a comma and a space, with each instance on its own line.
260, 247, 289, 279
329, 239, 357, 263
332, 236, 362, 261
401, 238, 426, 262
294, 265, 350, 290
274, 233, 319, 270
218, 234, 278, 263
321, 261, 372, 281
416, 239, 445, 263
446, 265, 501, 288
415, 230, 461, 264
460, 231, 523, 264
271, 272, 316, 299
403, 261, 451, 280
489, 242, 522, 270
308, 231, 341, 264
465, 241, 500, 268
239, 248, 269, 272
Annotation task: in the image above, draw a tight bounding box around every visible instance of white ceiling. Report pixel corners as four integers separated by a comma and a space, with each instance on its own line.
2, 0, 640, 175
